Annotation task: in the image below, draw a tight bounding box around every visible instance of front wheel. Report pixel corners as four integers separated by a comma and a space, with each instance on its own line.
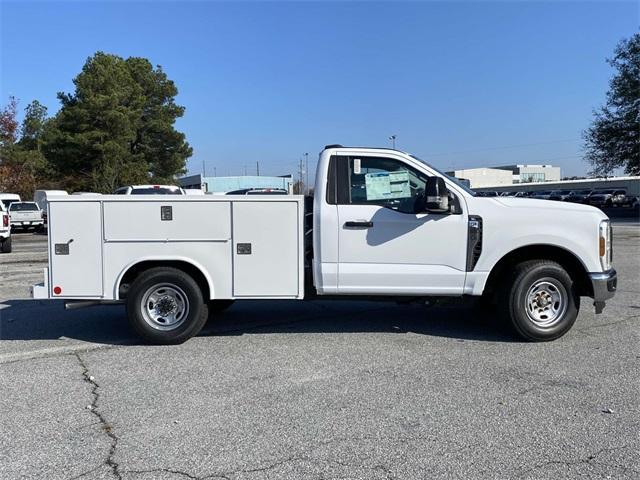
126, 267, 208, 344
499, 260, 579, 341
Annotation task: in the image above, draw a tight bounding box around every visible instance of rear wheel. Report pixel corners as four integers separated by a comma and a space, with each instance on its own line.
499, 260, 579, 341
0, 236, 11, 253
126, 267, 208, 344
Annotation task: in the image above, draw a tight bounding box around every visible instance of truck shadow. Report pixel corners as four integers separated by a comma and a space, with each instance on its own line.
0, 299, 516, 345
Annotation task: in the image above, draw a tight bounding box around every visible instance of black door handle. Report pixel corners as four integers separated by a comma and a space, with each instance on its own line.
344, 221, 373, 228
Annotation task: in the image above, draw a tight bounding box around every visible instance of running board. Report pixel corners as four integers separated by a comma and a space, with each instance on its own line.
64, 300, 124, 310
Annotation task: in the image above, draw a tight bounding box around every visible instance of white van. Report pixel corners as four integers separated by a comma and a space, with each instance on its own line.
0, 193, 21, 210
34, 190, 69, 211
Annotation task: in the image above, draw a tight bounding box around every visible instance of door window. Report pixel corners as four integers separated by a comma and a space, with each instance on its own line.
346, 156, 428, 214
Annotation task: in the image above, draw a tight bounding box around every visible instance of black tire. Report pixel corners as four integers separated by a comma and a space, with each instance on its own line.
1, 236, 11, 253
499, 260, 579, 342
126, 267, 208, 345
208, 300, 235, 320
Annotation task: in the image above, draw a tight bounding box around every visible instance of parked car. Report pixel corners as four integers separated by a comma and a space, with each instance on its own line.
0, 201, 11, 253
9, 202, 44, 231
564, 190, 593, 203
33, 144, 616, 345
588, 190, 627, 208
34, 190, 69, 229
184, 189, 206, 195
0, 193, 21, 210
611, 192, 636, 208
530, 191, 553, 200
226, 188, 289, 195
114, 185, 185, 195
34, 190, 68, 211
548, 190, 573, 201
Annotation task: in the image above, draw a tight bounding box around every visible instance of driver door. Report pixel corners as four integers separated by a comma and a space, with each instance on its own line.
335, 155, 468, 295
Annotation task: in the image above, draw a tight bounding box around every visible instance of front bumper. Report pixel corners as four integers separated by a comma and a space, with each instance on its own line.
590, 269, 617, 314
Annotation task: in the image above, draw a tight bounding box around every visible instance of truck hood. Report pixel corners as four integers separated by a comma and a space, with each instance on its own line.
489, 197, 605, 215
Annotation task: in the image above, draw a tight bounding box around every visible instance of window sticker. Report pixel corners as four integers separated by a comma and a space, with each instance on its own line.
353, 158, 361, 174
364, 171, 412, 201
388, 171, 411, 198
365, 172, 391, 200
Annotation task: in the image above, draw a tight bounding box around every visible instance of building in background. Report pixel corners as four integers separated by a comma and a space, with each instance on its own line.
448, 164, 562, 189
178, 174, 293, 194
476, 176, 640, 195
492, 164, 561, 184
446, 168, 513, 188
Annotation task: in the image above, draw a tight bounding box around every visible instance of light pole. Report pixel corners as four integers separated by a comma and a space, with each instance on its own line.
304, 152, 309, 194
389, 135, 397, 149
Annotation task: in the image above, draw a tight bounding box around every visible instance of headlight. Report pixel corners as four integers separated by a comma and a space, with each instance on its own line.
599, 220, 612, 271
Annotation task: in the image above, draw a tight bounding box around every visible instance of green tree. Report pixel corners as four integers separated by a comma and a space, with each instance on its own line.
43, 52, 192, 192
584, 34, 640, 176
0, 96, 18, 148
19, 100, 48, 151
0, 97, 51, 199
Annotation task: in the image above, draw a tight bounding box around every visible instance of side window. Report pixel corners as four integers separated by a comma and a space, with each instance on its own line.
346, 156, 428, 214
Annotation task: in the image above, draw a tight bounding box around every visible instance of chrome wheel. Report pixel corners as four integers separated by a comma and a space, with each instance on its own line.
140, 283, 190, 331
525, 279, 567, 328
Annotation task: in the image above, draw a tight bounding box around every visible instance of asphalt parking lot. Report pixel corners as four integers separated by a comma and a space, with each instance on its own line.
1, 223, 639, 480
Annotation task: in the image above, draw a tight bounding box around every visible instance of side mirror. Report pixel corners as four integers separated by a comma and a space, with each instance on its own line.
424, 177, 450, 213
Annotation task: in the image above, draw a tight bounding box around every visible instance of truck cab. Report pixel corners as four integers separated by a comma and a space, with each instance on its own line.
312, 146, 616, 340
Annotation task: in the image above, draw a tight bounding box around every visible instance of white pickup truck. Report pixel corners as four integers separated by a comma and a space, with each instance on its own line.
32, 145, 617, 344
8, 202, 44, 231
0, 201, 11, 253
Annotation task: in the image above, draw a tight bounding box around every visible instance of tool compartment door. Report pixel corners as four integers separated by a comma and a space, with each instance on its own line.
49, 201, 103, 297
232, 201, 300, 297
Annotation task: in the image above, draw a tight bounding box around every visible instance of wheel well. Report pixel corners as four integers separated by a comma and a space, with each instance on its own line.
484, 245, 593, 298
118, 261, 211, 300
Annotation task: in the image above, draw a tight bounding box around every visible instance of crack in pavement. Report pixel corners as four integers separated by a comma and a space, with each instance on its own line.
67, 465, 104, 480
124, 468, 231, 479
121, 433, 476, 480
74, 352, 122, 480
516, 444, 638, 477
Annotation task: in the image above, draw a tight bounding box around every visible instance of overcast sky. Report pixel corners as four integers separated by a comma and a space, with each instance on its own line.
2, 1, 638, 179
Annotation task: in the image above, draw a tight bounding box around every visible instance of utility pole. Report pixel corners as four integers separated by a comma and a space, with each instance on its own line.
389, 135, 397, 149
304, 152, 309, 194
298, 157, 304, 195
213, 167, 217, 177
202, 159, 206, 177
256, 161, 260, 176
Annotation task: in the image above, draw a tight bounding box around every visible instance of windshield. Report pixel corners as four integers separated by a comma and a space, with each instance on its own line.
130, 187, 182, 195
10, 202, 39, 211
409, 155, 476, 196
